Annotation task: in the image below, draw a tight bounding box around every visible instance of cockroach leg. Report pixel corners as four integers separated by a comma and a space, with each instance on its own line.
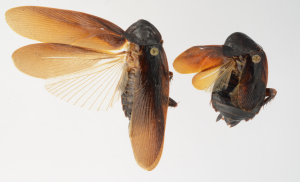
263, 88, 277, 106
228, 120, 241, 127
224, 117, 241, 127
216, 114, 223, 122
168, 71, 173, 81
168, 97, 178, 107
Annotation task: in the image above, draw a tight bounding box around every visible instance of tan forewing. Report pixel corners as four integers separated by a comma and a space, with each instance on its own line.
12, 43, 128, 111
129, 45, 169, 171
6, 6, 126, 51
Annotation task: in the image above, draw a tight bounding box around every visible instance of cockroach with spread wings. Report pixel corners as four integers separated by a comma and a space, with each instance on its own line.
173, 32, 276, 127
6, 6, 177, 171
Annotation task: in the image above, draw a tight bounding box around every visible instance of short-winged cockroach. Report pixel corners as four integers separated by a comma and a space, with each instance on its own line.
173, 32, 276, 127
6, 6, 177, 171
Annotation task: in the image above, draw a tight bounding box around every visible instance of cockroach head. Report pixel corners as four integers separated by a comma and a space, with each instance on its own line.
125, 19, 162, 46
222, 32, 262, 57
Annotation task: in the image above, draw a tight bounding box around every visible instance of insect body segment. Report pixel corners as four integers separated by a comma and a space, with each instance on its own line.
174, 32, 276, 127
121, 43, 140, 120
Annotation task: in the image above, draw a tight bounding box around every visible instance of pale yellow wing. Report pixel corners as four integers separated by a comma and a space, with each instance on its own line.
12, 43, 128, 111
192, 60, 235, 92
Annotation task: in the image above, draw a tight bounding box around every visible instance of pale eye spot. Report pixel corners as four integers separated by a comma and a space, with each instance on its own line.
252, 55, 261, 63
150, 47, 159, 56
101, 28, 104, 30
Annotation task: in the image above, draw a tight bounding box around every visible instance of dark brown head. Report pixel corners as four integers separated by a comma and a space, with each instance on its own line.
125, 19, 161, 46
222, 32, 262, 57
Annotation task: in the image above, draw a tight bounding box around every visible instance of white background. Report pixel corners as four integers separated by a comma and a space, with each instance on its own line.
0, 0, 299, 181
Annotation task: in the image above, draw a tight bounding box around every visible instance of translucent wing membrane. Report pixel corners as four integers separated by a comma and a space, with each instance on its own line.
6, 6, 126, 51
12, 43, 128, 111
192, 61, 235, 92
46, 57, 128, 111
211, 61, 235, 92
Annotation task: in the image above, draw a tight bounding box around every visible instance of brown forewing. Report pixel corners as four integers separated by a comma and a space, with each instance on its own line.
5, 6, 126, 51
233, 51, 268, 111
129, 44, 169, 171
173, 45, 231, 74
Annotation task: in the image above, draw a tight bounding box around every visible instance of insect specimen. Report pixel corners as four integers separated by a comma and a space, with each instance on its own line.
6, 6, 177, 171
173, 32, 276, 127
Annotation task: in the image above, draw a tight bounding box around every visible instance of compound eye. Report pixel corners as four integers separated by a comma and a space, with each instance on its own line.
150, 47, 159, 56
252, 55, 261, 63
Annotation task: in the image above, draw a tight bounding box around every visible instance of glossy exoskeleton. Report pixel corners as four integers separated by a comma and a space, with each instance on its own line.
6, 6, 177, 171
173, 32, 276, 127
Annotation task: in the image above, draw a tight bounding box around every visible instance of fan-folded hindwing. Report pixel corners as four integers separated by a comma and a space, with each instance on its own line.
192, 60, 235, 92
12, 43, 128, 111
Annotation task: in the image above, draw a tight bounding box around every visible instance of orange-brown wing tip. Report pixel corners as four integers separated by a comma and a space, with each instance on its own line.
5, 8, 16, 31
192, 67, 219, 91
173, 45, 228, 74
173, 46, 202, 74
134, 153, 163, 171
5, 7, 10, 18
5, 7, 30, 33
128, 119, 165, 171
130, 138, 164, 171
5, 6, 16, 17
11, 47, 36, 78
192, 72, 207, 90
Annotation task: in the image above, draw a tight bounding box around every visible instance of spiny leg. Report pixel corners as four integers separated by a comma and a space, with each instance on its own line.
263, 88, 277, 106
168, 97, 177, 107
216, 114, 223, 121
169, 71, 173, 81
224, 117, 241, 127
168, 72, 177, 107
